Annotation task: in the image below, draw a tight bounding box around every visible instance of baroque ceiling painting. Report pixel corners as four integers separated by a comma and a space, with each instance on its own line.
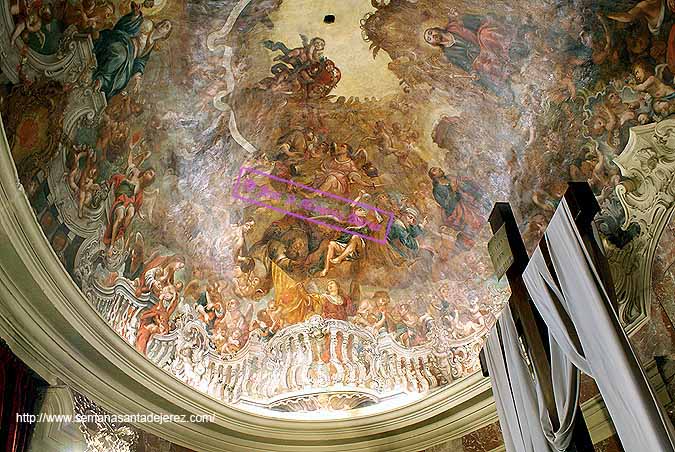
0, 0, 664, 415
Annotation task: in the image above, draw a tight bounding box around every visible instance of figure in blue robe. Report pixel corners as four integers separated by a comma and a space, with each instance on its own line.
428, 167, 487, 250
93, 11, 171, 100
387, 209, 424, 258
93, 11, 146, 100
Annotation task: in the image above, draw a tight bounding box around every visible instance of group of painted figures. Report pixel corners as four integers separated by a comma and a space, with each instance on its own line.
112, 116, 493, 357
257, 36, 341, 99
25, 5, 493, 360
10, 0, 675, 385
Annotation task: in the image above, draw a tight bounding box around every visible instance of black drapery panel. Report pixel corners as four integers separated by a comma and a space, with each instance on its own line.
0, 340, 44, 452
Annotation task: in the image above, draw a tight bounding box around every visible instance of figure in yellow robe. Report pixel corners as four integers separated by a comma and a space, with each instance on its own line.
271, 262, 322, 327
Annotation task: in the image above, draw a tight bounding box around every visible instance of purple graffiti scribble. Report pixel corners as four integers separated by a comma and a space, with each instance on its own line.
232, 166, 394, 244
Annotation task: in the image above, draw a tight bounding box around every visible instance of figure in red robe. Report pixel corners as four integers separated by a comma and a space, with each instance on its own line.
134, 282, 181, 354
104, 167, 155, 250
424, 13, 517, 96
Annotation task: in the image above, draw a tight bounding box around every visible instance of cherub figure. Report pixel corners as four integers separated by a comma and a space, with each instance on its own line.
134, 255, 184, 297
263, 35, 325, 68
196, 284, 224, 328
10, 0, 46, 47
232, 265, 263, 300
262, 299, 283, 332
588, 104, 617, 140
259, 35, 334, 98
352, 296, 379, 328
360, 121, 399, 158
372, 290, 393, 332
391, 302, 422, 346
210, 314, 228, 350
214, 299, 254, 345
654, 98, 675, 117
67, 145, 100, 218
447, 310, 481, 338
463, 295, 486, 331
256, 63, 303, 94
221, 329, 243, 355
64, 0, 114, 37
605, 90, 640, 126
174, 347, 196, 383
630, 60, 675, 100
251, 307, 276, 338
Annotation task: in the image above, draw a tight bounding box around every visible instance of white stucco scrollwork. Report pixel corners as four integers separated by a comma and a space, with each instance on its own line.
0, 8, 106, 131
609, 118, 675, 329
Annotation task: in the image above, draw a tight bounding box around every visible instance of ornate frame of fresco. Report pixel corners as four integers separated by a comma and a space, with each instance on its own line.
0, 0, 105, 133
609, 119, 675, 331
0, 113, 497, 450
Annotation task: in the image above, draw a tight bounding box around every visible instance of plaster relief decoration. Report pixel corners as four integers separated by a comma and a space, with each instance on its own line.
3, 0, 675, 417
610, 118, 675, 327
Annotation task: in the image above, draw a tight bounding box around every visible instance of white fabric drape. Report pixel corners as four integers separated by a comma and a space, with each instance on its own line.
533, 335, 580, 450
485, 307, 554, 452
523, 198, 675, 452
523, 247, 585, 451
485, 325, 524, 452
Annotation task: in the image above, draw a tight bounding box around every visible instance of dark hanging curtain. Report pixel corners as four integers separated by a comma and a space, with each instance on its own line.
0, 340, 44, 452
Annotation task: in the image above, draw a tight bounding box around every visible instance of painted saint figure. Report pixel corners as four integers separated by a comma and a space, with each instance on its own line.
93, 4, 171, 100
103, 152, 156, 252
428, 167, 486, 250
424, 13, 515, 95
312, 143, 374, 196
315, 280, 354, 321
134, 280, 181, 354
387, 206, 425, 258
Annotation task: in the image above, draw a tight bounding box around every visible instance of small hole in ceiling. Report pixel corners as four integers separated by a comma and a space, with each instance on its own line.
324, 14, 336, 24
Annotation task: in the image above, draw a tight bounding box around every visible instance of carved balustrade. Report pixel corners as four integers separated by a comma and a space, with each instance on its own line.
83, 274, 481, 412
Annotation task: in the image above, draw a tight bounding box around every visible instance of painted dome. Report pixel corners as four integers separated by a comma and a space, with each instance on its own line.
0, 0, 650, 417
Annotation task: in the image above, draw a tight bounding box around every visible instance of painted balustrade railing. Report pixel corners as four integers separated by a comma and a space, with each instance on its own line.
86, 278, 153, 346
83, 276, 466, 411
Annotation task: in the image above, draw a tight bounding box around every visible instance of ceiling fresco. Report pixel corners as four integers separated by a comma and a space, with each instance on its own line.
0, 0, 660, 414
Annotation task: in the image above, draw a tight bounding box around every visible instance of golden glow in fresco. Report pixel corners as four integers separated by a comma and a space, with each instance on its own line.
0, 0, 654, 415
266, 0, 403, 100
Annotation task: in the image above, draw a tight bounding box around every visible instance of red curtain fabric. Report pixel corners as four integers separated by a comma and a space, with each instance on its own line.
0, 341, 42, 452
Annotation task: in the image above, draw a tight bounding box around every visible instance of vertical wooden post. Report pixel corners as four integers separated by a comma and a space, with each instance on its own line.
489, 202, 559, 430
485, 190, 595, 452
564, 182, 618, 309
